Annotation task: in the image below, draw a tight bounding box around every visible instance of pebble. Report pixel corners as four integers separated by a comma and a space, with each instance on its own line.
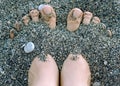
0, 67, 4, 75
107, 30, 112, 37
93, 82, 101, 86
0, 20, 2, 30
104, 60, 108, 65
44, 0, 51, 3
24, 42, 35, 53
38, 4, 45, 11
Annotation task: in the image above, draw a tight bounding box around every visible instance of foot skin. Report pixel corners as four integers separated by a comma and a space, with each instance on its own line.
28, 54, 59, 86
29, 9, 40, 22
82, 11, 93, 25
67, 8, 83, 32
61, 54, 91, 86
40, 5, 56, 29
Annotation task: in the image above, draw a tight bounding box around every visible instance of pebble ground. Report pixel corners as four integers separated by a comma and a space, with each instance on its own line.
0, 0, 120, 86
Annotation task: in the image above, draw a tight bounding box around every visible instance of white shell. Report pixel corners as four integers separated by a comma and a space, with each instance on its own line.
24, 42, 35, 53
38, 4, 45, 11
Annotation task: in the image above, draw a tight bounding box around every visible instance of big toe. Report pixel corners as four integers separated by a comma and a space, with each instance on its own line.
67, 8, 83, 32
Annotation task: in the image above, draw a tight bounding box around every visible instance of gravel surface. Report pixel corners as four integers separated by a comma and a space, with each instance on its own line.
0, 0, 120, 86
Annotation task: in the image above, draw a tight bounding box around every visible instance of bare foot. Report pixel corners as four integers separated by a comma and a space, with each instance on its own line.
29, 9, 40, 22
28, 54, 59, 86
67, 8, 83, 31
39, 5, 56, 29
61, 54, 91, 86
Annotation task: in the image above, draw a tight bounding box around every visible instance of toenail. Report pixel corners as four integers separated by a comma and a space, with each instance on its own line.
29, 9, 39, 18
43, 6, 52, 15
84, 11, 93, 18
83, 11, 93, 25
10, 29, 15, 39
14, 21, 21, 31
92, 16, 100, 24
22, 14, 30, 25
73, 9, 83, 18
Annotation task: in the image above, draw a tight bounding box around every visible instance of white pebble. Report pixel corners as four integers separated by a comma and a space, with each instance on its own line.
104, 61, 108, 65
38, 4, 45, 11
24, 42, 35, 53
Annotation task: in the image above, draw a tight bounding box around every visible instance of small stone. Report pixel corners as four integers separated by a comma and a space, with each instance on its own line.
93, 82, 101, 86
38, 4, 45, 11
24, 42, 35, 53
0, 67, 4, 74
44, 0, 51, 3
104, 61, 108, 65
107, 30, 112, 37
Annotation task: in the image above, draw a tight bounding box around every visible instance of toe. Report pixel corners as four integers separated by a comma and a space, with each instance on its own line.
40, 5, 56, 29
29, 9, 39, 22
82, 11, 93, 25
42, 5, 52, 15
22, 14, 30, 25
92, 16, 101, 24
67, 8, 83, 31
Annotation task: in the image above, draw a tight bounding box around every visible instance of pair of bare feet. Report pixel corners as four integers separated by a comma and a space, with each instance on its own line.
28, 54, 91, 86
22, 4, 100, 32
26, 4, 100, 86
